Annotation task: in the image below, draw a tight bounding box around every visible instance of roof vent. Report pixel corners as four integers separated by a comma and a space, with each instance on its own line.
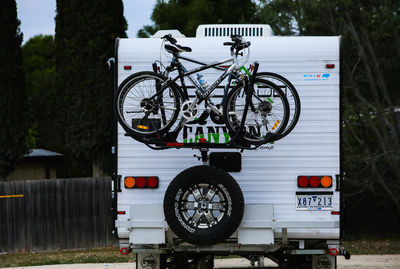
196, 24, 273, 38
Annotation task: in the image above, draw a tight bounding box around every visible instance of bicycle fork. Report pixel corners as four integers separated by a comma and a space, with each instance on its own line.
229, 62, 259, 145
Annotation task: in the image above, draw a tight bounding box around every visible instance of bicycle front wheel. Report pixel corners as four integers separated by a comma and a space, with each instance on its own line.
115, 71, 181, 140
223, 78, 290, 145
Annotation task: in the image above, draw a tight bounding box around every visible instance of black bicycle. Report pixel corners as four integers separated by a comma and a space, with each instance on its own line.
115, 34, 292, 147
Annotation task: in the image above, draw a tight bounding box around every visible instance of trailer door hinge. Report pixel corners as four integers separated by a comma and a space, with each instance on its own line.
335, 174, 342, 192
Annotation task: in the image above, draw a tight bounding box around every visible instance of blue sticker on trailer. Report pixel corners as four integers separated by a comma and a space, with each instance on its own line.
303, 73, 330, 81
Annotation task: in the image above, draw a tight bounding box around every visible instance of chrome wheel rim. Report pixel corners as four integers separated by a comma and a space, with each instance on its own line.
180, 183, 227, 229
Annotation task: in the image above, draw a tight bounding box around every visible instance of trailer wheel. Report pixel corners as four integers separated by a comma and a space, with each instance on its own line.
164, 165, 244, 245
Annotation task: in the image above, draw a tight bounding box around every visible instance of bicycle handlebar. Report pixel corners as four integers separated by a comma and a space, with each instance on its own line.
161, 34, 177, 44
223, 35, 251, 52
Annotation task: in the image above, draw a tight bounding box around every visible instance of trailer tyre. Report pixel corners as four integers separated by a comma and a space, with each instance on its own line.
164, 165, 244, 245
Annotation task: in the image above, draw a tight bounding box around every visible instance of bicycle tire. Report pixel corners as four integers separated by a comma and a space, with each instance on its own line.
256, 72, 300, 139
115, 71, 182, 141
223, 78, 290, 145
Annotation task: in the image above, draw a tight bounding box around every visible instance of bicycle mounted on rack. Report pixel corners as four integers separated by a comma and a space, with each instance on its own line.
114, 34, 295, 150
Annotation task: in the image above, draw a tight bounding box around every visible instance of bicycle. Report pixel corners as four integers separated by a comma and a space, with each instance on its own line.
114, 34, 290, 147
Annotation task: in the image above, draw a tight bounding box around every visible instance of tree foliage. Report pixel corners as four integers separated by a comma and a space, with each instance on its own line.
55, 0, 127, 176
0, 0, 28, 179
22, 35, 59, 151
138, 0, 259, 37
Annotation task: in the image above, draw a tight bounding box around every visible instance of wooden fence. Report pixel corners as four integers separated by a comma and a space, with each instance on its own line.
0, 178, 117, 253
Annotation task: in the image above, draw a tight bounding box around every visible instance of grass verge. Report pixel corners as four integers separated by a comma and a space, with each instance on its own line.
341, 238, 400, 255
0, 247, 134, 268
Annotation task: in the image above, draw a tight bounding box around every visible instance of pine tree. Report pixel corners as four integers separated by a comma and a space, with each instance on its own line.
0, 0, 29, 179
55, 0, 127, 176
22, 35, 58, 151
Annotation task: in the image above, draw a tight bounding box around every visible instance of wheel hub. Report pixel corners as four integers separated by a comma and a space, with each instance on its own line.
258, 101, 272, 113
140, 98, 155, 111
181, 184, 226, 229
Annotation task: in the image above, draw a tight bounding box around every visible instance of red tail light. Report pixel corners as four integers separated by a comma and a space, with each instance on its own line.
298, 176, 309, 188
309, 176, 321, 187
124, 65, 132, 70
147, 176, 159, 188
136, 177, 147, 188
298, 176, 332, 188
124, 176, 159, 189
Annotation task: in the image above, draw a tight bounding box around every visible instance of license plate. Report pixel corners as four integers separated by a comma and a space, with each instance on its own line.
296, 192, 333, 210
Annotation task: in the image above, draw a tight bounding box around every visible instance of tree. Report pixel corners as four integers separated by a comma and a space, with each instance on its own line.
138, 0, 259, 37
0, 0, 29, 179
22, 35, 59, 151
55, 0, 127, 176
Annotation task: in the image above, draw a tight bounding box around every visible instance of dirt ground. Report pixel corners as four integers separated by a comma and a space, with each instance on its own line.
3, 255, 400, 269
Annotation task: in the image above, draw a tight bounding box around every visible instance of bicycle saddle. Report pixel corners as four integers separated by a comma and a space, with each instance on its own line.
164, 43, 192, 54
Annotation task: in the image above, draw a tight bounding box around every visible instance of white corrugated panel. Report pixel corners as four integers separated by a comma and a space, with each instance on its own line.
116, 35, 341, 240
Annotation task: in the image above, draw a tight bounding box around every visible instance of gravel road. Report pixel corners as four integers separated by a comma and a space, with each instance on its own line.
4, 255, 400, 269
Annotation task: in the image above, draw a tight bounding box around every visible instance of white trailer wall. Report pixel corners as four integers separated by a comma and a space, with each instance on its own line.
116, 35, 341, 241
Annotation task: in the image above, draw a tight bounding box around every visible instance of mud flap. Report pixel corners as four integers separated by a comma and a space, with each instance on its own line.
312, 254, 336, 269
137, 253, 160, 269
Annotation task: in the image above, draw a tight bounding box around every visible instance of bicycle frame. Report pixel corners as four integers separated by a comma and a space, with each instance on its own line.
173, 55, 238, 101
151, 53, 242, 114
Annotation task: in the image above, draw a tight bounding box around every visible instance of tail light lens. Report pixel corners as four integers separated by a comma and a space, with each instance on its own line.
298, 176, 332, 188
124, 176, 159, 189
298, 176, 309, 188
124, 177, 135, 188
135, 177, 147, 188
309, 176, 321, 187
147, 176, 159, 188
321, 176, 333, 187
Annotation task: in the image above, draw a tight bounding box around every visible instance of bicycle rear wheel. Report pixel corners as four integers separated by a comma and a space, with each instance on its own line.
257, 72, 300, 139
115, 71, 181, 141
223, 78, 290, 145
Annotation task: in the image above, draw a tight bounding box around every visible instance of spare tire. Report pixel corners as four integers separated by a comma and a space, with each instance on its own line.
163, 165, 244, 245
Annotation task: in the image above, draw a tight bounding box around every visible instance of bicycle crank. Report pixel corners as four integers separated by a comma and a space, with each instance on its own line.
181, 100, 200, 121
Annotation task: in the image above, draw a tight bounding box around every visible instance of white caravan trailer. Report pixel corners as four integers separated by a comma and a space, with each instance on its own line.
110, 24, 349, 269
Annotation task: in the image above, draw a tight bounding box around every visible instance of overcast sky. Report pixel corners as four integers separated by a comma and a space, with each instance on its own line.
15, 0, 157, 43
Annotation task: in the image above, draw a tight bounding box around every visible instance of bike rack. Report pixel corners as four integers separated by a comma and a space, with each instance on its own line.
123, 130, 278, 151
